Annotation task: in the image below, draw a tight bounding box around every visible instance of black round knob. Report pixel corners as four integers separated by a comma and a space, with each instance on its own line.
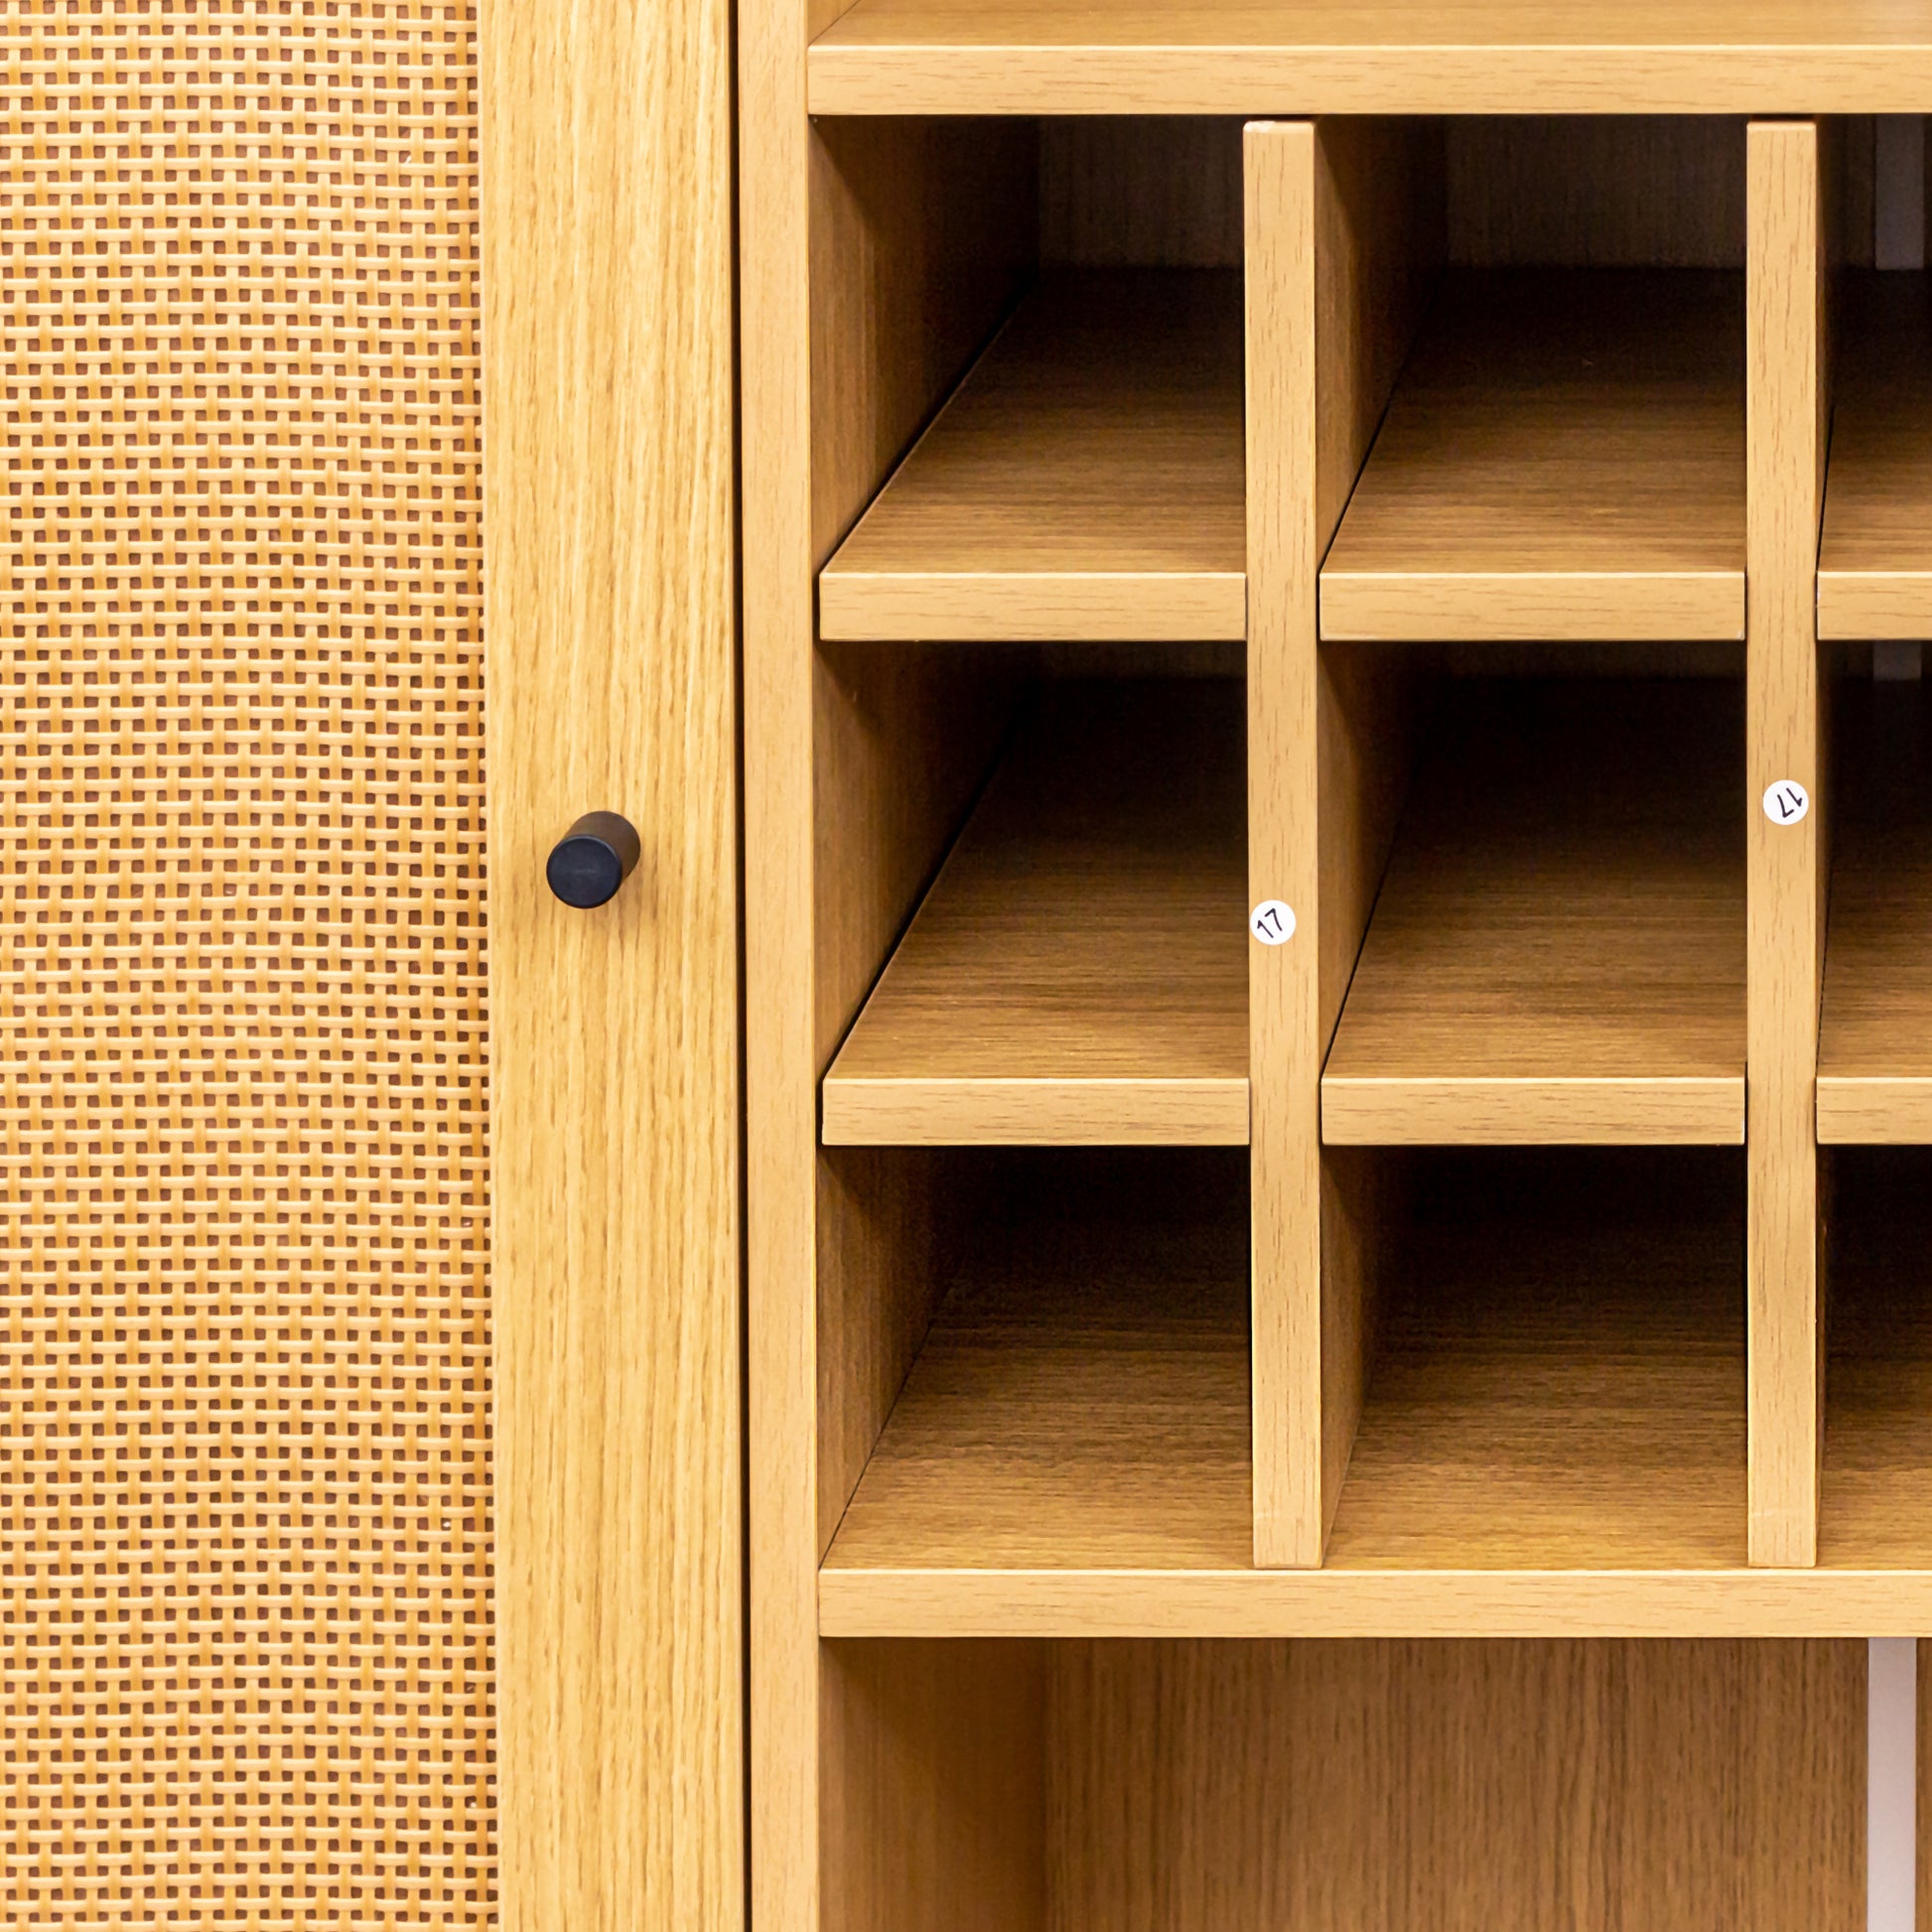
546, 811, 640, 908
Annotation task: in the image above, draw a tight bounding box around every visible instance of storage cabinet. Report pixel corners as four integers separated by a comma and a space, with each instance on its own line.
743, 29, 1932, 1931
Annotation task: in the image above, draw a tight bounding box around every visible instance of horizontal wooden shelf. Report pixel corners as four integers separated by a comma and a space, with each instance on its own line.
1817, 684, 1932, 1143
1319, 271, 1745, 643
806, 5, 1932, 122
821, 680, 1249, 1146
818, 270, 1245, 643
1818, 273, 1932, 642
1321, 681, 1746, 1145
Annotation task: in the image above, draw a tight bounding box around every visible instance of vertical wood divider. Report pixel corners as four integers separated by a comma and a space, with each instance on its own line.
1245, 121, 1323, 1567
1247, 120, 1436, 1567
1746, 119, 1831, 1568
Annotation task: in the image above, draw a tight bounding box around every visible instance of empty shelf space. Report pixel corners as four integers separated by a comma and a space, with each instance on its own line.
1326, 1151, 1748, 1571
805, 4, 1932, 114
818, 270, 1245, 642
1321, 680, 1746, 1146
1319, 271, 1745, 643
823, 679, 1248, 1147
1818, 682, 1932, 1143
821, 1152, 1254, 1574
1823, 1152, 1932, 1565
1819, 273, 1932, 641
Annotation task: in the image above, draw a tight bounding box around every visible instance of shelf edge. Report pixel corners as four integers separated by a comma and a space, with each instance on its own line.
1320, 1074, 1746, 1146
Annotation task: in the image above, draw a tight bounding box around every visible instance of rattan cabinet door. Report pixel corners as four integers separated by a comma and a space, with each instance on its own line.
0, 1, 741, 1928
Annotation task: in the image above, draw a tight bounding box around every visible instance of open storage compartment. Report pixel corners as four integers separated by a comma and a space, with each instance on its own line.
823, 1637, 1863, 1932
816, 118, 1252, 645
823, 1147, 1253, 1578
823, 677, 1248, 1147
1325, 1148, 1748, 1570
1322, 675, 1747, 1146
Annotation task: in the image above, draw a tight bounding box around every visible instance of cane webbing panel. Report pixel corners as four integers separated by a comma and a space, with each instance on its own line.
0, 3, 489, 1924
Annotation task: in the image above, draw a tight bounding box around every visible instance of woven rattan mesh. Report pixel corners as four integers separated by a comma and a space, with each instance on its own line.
0, 2, 489, 1922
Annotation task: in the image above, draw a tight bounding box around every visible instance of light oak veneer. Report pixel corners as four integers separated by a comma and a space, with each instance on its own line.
1818, 272, 1932, 641
819, 270, 1246, 642
806, 1, 1932, 117
1320, 269, 1747, 642
822, 680, 1249, 1145
1322, 680, 1746, 1145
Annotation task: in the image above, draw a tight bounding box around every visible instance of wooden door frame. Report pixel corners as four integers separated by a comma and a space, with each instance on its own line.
480, 0, 744, 1926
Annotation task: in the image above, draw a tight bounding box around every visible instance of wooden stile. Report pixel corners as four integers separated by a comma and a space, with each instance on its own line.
1744, 120, 1831, 1568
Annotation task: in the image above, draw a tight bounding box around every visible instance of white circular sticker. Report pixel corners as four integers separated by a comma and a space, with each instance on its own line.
1762, 779, 1811, 827
1250, 899, 1297, 946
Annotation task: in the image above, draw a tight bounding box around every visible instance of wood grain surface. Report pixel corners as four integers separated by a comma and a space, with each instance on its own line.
1051, 1639, 1861, 1932
823, 680, 1249, 1146
819, 270, 1247, 641
483, 0, 742, 1923
1319, 269, 1747, 641
806, 0, 1932, 116
1744, 119, 1828, 1568
1818, 682, 1932, 1142
1823, 1151, 1932, 1562
1321, 680, 1747, 1145
1818, 270, 1932, 639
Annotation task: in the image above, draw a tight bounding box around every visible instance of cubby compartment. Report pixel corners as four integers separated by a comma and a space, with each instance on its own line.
1326, 1148, 1748, 1570
818, 270, 1246, 642
816, 117, 1250, 645
1819, 674, 1932, 1142
822, 1147, 1252, 1579
1322, 674, 1747, 1146
822, 1637, 1863, 1932
1823, 1148, 1932, 1564
1820, 271, 1932, 642
1320, 268, 1747, 641
823, 676, 1248, 1147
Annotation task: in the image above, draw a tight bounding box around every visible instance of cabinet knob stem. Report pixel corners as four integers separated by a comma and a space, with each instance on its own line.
546, 811, 641, 908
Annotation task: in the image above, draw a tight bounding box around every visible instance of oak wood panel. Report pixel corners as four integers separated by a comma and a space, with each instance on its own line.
1449, 115, 1748, 265
1319, 270, 1747, 642
1818, 687, 1932, 1143
820, 271, 1246, 642
1818, 272, 1932, 640
1051, 1640, 1862, 1932
744, 35, 1035, 1932
823, 681, 1249, 1147
823, 1639, 1047, 1932
1322, 681, 1747, 1146
483, 0, 741, 1923
1244, 122, 1326, 1571
1823, 1152, 1932, 1564
1040, 117, 1244, 268
807, 1, 1932, 115
1247, 119, 1437, 1571
1745, 119, 1829, 1568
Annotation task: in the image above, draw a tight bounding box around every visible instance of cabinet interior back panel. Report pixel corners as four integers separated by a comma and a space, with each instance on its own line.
0, 4, 491, 1925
